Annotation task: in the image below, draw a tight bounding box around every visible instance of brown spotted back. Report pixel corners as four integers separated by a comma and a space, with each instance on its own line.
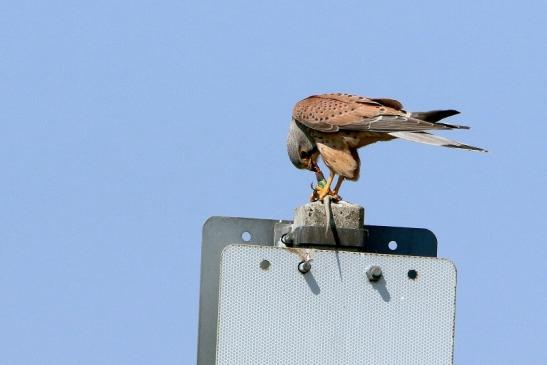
292, 93, 406, 131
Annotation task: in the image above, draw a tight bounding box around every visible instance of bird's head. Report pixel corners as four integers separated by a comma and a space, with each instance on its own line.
287, 119, 317, 171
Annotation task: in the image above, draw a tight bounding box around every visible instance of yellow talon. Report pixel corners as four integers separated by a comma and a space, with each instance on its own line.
310, 169, 341, 202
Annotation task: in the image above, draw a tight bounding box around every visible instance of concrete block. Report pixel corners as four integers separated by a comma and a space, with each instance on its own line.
293, 200, 364, 229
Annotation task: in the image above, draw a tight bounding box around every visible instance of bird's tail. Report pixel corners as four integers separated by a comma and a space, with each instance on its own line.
410, 109, 470, 129
389, 131, 488, 152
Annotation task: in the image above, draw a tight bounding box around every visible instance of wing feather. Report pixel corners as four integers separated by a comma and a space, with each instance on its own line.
389, 131, 487, 152
340, 115, 455, 132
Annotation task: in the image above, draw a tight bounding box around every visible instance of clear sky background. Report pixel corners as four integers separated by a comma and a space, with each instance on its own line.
1, 1, 545, 364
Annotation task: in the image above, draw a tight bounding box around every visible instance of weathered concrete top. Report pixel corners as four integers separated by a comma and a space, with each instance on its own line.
293, 200, 364, 229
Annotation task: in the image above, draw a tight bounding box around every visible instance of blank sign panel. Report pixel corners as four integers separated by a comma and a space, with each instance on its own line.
216, 245, 456, 365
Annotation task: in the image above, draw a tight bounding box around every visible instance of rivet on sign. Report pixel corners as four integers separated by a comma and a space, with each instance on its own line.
259, 260, 271, 271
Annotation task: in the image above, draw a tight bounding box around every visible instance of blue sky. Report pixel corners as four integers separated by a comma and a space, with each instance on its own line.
1, 0, 545, 364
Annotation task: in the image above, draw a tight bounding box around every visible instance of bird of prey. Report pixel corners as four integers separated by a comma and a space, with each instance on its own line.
287, 93, 486, 201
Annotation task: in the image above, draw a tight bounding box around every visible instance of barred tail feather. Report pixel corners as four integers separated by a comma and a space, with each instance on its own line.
389, 131, 487, 153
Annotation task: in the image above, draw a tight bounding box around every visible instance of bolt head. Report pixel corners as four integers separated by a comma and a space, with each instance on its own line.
366, 265, 383, 282
298, 260, 311, 274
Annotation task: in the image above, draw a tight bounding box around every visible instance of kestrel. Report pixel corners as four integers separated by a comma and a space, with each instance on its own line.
287, 93, 486, 201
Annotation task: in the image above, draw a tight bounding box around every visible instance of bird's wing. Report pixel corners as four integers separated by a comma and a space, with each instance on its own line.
368, 98, 404, 110
293, 93, 463, 133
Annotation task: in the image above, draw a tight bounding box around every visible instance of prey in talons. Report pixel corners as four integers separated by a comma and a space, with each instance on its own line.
309, 164, 343, 202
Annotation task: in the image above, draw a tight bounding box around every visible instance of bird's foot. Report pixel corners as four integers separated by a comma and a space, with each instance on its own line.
310, 184, 341, 202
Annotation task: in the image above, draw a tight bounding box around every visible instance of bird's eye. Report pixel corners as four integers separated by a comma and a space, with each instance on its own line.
299, 150, 309, 159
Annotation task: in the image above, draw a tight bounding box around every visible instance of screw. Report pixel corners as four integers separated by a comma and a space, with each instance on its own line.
366, 265, 383, 282
298, 260, 312, 274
